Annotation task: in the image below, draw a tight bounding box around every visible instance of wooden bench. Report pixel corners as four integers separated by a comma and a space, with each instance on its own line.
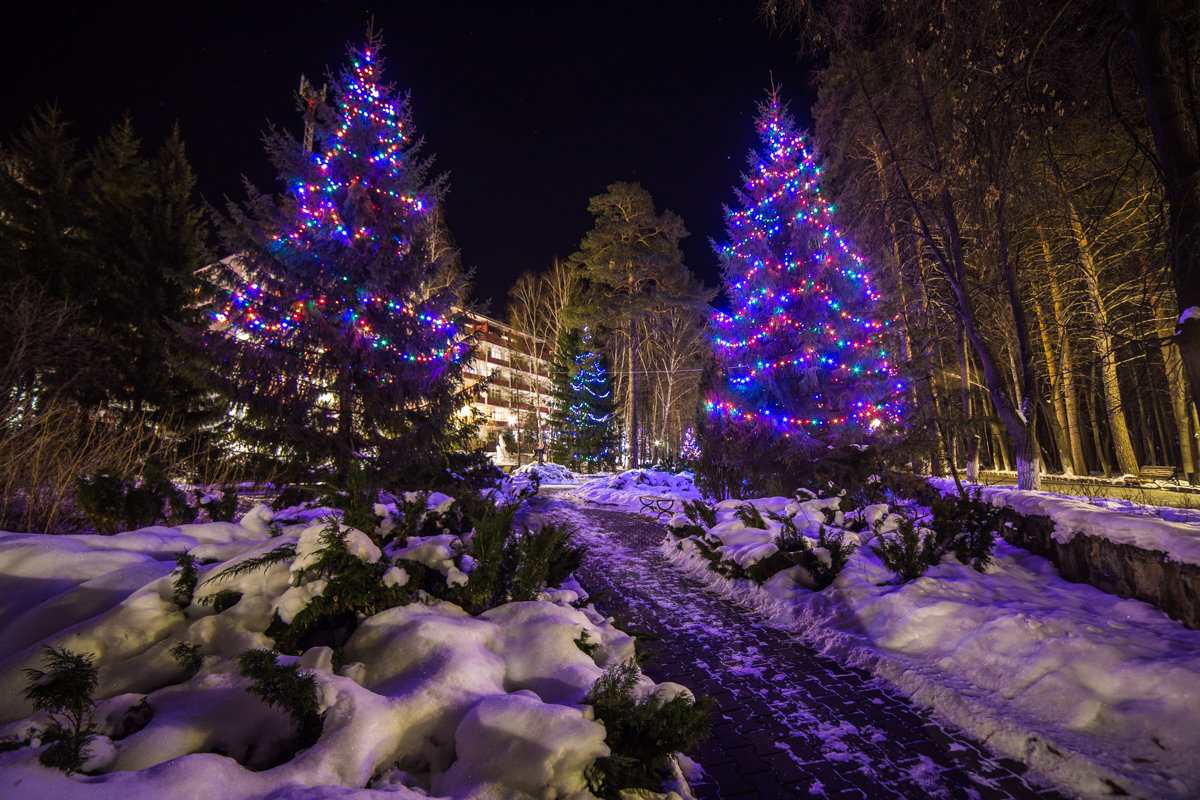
1137, 465, 1178, 485
638, 496, 676, 520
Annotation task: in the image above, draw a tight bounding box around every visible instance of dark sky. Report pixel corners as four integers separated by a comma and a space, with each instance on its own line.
3, 1, 813, 311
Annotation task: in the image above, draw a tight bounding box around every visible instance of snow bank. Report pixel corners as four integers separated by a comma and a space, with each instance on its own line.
0, 502, 680, 799
928, 478, 1200, 566
574, 468, 703, 511
662, 492, 1200, 799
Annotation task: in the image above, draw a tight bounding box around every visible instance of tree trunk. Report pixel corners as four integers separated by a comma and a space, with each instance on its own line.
960, 322, 980, 482
1072, 207, 1139, 475
1087, 376, 1114, 477
1032, 276, 1076, 474
1048, 276, 1088, 474
628, 320, 639, 470
1155, 301, 1199, 478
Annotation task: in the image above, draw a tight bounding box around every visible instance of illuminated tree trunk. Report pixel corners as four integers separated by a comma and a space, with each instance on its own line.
1155, 299, 1199, 478
1071, 207, 1139, 475
627, 314, 639, 470
959, 320, 979, 482
1033, 292, 1074, 474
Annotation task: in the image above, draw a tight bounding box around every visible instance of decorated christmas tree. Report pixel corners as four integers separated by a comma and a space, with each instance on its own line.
207, 36, 474, 482
549, 328, 616, 472
707, 93, 900, 448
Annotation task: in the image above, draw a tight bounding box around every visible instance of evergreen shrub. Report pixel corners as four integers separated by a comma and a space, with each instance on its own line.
873, 515, 939, 581
584, 660, 712, 798
681, 499, 716, 528
733, 503, 767, 529
171, 552, 198, 608
22, 647, 98, 773
270, 519, 408, 653
761, 512, 857, 589
197, 487, 238, 522
236, 649, 322, 750
169, 642, 202, 677
930, 490, 999, 572
76, 458, 191, 534
449, 503, 583, 614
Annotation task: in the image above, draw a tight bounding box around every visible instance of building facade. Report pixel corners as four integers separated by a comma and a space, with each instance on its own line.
462, 312, 553, 461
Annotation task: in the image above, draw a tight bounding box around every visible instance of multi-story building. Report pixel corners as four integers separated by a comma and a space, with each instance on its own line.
461, 312, 553, 460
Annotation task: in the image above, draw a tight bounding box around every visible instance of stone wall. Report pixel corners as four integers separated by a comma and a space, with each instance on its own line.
994, 506, 1200, 630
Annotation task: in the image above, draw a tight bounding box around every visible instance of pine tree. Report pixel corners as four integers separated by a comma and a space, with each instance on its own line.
207, 36, 474, 482
708, 95, 900, 446
570, 182, 701, 468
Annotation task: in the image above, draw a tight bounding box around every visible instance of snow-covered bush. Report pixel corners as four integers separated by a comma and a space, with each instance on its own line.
447, 501, 582, 615
681, 499, 716, 528
872, 514, 939, 581
584, 659, 711, 798
513, 462, 578, 485
929, 489, 999, 572
574, 469, 701, 509
667, 494, 861, 590
171, 553, 199, 609
0, 487, 704, 797
196, 487, 239, 523
268, 519, 408, 653
733, 503, 768, 529
760, 512, 857, 589
236, 649, 323, 752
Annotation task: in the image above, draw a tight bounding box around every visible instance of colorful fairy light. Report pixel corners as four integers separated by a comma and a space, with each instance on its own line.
708, 95, 902, 435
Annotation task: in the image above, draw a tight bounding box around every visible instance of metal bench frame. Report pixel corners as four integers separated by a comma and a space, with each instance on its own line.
638, 495, 676, 519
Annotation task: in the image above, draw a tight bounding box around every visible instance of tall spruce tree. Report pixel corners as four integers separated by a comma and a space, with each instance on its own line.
708, 95, 900, 446
207, 37, 474, 482
549, 328, 616, 472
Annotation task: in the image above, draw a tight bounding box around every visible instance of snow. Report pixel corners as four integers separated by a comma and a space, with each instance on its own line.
649, 485, 1200, 799
928, 477, 1200, 565
574, 468, 703, 510
1179, 305, 1200, 325
511, 461, 580, 486
0, 502, 683, 799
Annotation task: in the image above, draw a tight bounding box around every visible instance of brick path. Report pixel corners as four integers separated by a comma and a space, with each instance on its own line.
522, 493, 1072, 800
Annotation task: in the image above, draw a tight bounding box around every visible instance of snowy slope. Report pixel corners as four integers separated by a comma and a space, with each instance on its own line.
0, 505, 682, 800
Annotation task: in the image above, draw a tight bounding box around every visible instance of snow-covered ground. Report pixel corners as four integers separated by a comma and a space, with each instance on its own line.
0, 498, 689, 799
576, 471, 1200, 799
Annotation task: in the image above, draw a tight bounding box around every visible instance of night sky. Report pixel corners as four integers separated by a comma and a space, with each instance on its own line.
3, 1, 813, 310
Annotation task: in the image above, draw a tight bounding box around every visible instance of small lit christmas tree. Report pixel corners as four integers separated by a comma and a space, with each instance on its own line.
208, 36, 473, 481
707, 93, 900, 444
549, 328, 616, 472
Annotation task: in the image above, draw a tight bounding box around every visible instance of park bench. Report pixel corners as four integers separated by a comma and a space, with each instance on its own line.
1136, 465, 1178, 486
638, 495, 677, 520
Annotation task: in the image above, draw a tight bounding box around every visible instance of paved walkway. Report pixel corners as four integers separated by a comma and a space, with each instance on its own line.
521, 493, 1071, 800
